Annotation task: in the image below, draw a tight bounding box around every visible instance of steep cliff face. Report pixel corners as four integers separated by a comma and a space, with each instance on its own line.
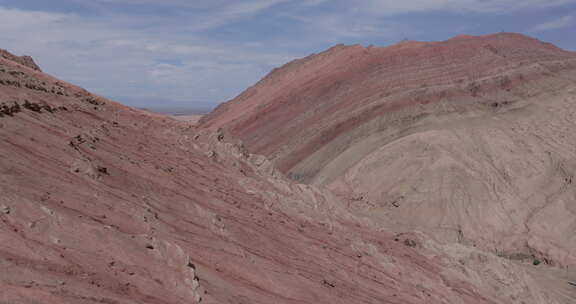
200, 32, 576, 300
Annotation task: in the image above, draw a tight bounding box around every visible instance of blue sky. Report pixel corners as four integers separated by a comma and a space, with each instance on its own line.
0, 0, 575, 111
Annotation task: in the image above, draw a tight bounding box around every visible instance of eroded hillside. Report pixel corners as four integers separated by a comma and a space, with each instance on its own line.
201, 33, 576, 303
1, 48, 562, 304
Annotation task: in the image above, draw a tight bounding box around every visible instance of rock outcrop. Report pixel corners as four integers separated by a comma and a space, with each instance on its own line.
0, 49, 42, 71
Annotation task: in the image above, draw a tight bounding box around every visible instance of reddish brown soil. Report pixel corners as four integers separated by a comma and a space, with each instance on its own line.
0, 49, 505, 303
199, 33, 576, 304
3, 33, 576, 304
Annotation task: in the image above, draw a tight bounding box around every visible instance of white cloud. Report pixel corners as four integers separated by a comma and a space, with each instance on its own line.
288, 13, 400, 40
531, 15, 574, 31
0, 6, 68, 29
367, 0, 576, 13
285, 0, 576, 42
172, 0, 292, 32
83, 0, 291, 32
92, 0, 575, 12
0, 5, 299, 107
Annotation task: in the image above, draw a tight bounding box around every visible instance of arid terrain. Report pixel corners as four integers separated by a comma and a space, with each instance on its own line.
172, 114, 203, 124
202, 32, 576, 266
2, 33, 576, 304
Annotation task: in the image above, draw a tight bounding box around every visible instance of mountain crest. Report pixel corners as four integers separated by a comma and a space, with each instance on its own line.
0, 49, 42, 72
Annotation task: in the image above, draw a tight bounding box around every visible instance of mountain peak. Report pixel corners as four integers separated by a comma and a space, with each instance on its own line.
200, 32, 576, 176
0, 49, 42, 72
381, 32, 564, 52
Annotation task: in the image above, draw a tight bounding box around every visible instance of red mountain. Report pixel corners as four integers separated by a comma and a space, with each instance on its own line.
201, 33, 576, 180
2, 33, 576, 304
0, 48, 500, 304
201, 32, 576, 303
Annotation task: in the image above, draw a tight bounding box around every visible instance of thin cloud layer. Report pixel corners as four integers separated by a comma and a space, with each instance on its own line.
532, 15, 574, 31
367, 0, 576, 13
